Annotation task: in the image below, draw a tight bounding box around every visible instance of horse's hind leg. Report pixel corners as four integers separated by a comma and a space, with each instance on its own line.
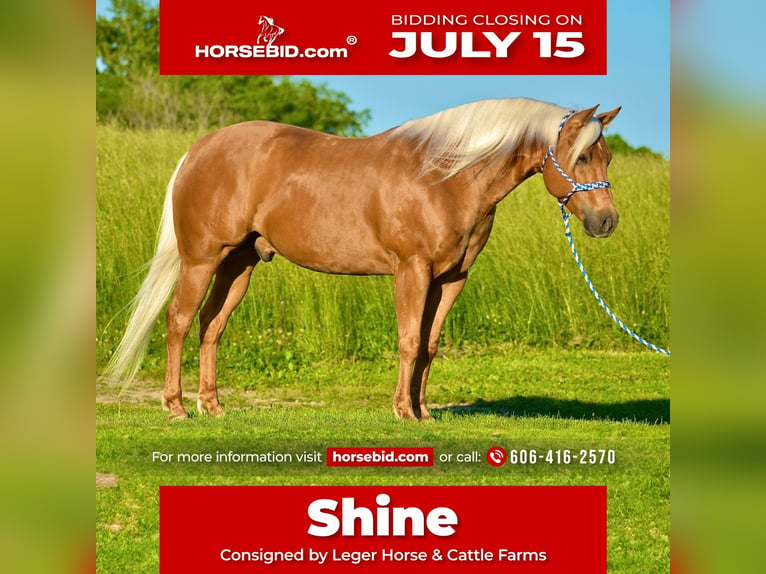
197, 243, 260, 415
164, 259, 218, 419
411, 272, 467, 420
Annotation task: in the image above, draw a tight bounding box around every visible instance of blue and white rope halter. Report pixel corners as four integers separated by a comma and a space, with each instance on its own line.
541, 111, 613, 206
546, 111, 670, 356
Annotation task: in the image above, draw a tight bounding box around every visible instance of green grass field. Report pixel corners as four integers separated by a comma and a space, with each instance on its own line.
96, 125, 670, 572
97, 349, 669, 572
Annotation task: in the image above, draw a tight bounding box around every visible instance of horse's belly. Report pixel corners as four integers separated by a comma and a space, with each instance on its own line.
281, 247, 393, 275
260, 226, 393, 275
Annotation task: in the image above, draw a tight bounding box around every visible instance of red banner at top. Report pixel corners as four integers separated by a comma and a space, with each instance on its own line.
159, 0, 607, 75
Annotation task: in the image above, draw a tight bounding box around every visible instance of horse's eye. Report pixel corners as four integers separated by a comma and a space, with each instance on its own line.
577, 154, 588, 165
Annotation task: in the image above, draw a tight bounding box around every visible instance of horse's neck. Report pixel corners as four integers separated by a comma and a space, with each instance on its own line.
466, 143, 548, 212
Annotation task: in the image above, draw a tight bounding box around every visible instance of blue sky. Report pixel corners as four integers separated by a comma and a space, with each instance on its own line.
673, 0, 766, 102
97, 1, 670, 155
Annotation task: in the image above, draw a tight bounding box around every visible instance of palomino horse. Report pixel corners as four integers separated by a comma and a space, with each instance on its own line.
108, 98, 620, 420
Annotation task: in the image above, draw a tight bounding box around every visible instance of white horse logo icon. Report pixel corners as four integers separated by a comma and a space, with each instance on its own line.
257, 15, 285, 46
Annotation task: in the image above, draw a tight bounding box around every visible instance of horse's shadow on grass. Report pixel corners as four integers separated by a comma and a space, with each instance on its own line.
433, 396, 669, 425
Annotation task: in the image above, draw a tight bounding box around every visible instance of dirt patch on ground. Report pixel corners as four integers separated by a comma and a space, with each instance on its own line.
96, 377, 325, 409
96, 472, 118, 488
97, 377, 161, 405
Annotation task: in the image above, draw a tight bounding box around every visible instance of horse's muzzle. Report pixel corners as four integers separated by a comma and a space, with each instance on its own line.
583, 210, 619, 238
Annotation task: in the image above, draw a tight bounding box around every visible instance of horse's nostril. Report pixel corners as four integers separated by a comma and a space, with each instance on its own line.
601, 215, 613, 234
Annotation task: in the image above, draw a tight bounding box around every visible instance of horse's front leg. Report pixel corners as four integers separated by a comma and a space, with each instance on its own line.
411, 272, 468, 420
392, 259, 432, 420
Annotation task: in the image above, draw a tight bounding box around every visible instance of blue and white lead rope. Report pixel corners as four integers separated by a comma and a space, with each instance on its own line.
559, 206, 670, 356
546, 111, 671, 356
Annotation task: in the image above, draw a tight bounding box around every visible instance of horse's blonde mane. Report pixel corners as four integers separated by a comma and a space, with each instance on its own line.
391, 98, 603, 178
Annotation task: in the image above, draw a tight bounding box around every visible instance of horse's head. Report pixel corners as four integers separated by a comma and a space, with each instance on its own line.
542, 106, 621, 238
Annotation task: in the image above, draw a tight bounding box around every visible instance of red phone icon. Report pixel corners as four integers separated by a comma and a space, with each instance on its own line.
486, 446, 507, 467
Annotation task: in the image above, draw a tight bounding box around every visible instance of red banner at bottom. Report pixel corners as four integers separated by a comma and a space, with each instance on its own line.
160, 486, 606, 573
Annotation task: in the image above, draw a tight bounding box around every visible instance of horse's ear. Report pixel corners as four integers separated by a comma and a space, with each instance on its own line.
567, 106, 600, 131
597, 107, 621, 129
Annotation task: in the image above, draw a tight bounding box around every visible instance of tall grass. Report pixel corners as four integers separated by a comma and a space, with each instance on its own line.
96, 124, 669, 380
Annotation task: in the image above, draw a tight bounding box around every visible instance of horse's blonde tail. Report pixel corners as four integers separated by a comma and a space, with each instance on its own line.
106, 153, 188, 382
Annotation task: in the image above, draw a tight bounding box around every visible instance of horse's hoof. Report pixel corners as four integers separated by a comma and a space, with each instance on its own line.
393, 406, 419, 421
416, 405, 435, 421
197, 398, 225, 416
163, 396, 188, 419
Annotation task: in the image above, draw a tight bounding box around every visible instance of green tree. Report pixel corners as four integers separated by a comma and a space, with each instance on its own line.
96, 0, 370, 134
605, 133, 662, 158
